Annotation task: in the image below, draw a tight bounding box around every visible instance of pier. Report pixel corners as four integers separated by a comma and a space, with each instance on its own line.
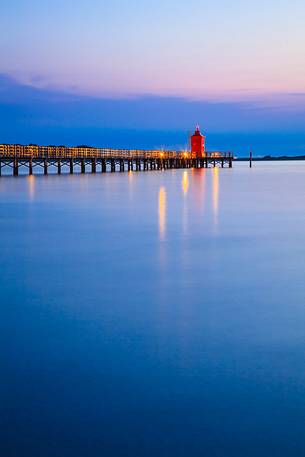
0, 146, 233, 177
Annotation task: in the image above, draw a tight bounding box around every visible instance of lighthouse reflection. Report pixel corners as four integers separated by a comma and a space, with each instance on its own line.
192, 168, 206, 210
157, 167, 219, 239
158, 186, 166, 240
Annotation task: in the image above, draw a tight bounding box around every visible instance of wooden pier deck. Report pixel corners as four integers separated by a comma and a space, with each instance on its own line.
0, 146, 233, 176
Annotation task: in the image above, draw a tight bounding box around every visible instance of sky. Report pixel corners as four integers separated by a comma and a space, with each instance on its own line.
0, 0, 305, 155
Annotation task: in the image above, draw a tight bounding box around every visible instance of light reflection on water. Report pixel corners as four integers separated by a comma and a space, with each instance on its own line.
182, 171, 188, 236
182, 170, 189, 195
158, 186, 166, 240
212, 166, 219, 230
1, 162, 305, 457
27, 174, 35, 201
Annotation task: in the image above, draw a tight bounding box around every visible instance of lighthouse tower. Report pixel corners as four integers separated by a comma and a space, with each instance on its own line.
191, 125, 205, 158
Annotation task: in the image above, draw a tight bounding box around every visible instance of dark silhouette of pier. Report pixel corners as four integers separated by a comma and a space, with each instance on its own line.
0, 146, 233, 176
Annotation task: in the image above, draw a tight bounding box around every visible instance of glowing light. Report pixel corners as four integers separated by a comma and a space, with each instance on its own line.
158, 186, 166, 240
211, 152, 222, 158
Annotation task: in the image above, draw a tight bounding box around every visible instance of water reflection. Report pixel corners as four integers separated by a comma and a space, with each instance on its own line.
3, 163, 305, 457
182, 171, 188, 236
192, 168, 206, 210
182, 171, 189, 195
158, 186, 166, 240
212, 167, 219, 228
127, 170, 134, 202
27, 175, 35, 201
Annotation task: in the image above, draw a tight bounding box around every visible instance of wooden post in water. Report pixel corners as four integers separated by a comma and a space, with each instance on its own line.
70, 159, 74, 174
249, 150, 253, 168
44, 159, 48, 175
29, 158, 33, 175
13, 159, 18, 176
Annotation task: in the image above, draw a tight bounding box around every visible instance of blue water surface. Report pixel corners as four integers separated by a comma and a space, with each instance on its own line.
1, 162, 305, 457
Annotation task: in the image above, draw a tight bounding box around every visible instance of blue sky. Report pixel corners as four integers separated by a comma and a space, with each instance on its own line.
0, 1, 305, 155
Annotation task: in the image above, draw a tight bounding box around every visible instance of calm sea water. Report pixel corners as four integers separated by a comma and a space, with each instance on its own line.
1, 162, 305, 457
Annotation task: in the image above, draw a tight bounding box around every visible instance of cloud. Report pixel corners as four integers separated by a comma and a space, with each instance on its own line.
0, 74, 305, 155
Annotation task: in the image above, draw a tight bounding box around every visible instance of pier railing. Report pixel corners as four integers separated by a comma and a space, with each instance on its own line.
0, 145, 232, 160
0, 145, 233, 176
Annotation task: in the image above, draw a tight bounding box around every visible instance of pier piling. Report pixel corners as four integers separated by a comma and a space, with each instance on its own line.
13, 159, 18, 176
101, 159, 106, 172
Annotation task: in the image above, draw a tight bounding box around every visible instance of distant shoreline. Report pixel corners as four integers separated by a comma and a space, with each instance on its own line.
235, 155, 305, 161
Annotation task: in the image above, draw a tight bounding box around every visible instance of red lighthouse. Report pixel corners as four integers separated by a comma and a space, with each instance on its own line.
191, 125, 205, 158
